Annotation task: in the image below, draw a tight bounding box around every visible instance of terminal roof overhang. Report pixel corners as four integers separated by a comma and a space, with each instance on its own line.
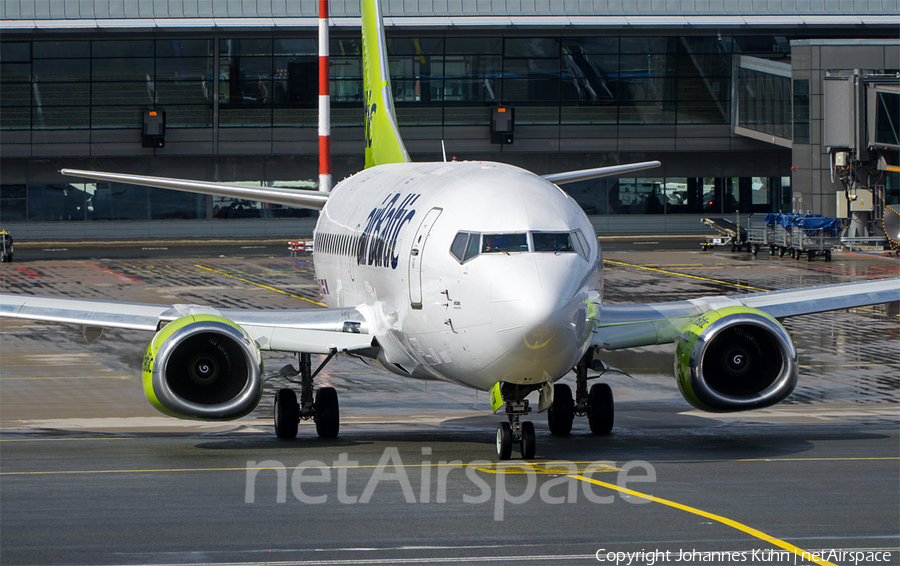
2, 15, 897, 31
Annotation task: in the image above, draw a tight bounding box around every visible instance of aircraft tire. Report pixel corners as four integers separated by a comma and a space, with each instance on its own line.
274, 388, 299, 439
315, 386, 340, 438
520, 421, 536, 459
496, 422, 513, 460
547, 383, 575, 436
588, 383, 614, 435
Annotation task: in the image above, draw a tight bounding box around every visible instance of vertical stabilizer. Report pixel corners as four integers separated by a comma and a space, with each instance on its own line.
361, 0, 410, 168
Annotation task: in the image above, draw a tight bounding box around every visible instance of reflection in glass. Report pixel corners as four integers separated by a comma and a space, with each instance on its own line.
87, 183, 149, 220
0, 185, 27, 222
504, 38, 560, 58
561, 37, 617, 103
26, 184, 86, 221
150, 188, 205, 219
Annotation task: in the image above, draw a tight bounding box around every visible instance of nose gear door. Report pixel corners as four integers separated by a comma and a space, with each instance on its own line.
409, 207, 443, 309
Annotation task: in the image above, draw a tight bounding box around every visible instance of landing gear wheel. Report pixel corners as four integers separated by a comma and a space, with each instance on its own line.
547, 383, 575, 436
496, 422, 513, 460
520, 421, 536, 459
314, 386, 340, 438
588, 383, 614, 435
274, 388, 299, 439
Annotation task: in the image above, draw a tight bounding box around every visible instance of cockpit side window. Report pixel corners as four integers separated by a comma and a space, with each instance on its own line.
450, 232, 469, 261
572, 229, 590, 261
482, 233, 528, 253
532, 232, 575, 253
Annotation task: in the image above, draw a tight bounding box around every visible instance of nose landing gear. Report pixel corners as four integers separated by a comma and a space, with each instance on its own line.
494, 384, 538, 460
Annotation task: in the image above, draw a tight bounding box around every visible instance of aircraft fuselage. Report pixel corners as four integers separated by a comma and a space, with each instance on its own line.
313, 161, 603, 391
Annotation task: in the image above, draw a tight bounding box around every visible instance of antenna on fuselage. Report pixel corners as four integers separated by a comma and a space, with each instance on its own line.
441, 140, 447, 163
318, 0, 332, 193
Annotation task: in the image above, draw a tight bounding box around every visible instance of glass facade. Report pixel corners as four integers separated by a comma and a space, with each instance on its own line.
736, 66, 792, 140
561, 176, 789, 215
1, 32, 759, 131
1, 32, 793, 223
0, 181, 316, 222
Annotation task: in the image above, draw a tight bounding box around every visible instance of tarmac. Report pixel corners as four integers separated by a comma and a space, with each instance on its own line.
1, 239, 898, 566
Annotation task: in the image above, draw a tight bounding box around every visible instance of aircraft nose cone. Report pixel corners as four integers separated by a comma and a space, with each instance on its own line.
490, 258, 586, 380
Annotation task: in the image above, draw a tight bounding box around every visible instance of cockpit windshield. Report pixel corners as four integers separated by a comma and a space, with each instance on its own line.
482, 233, 528, 253
450, 229, 590, 263
532, 232, 575, 252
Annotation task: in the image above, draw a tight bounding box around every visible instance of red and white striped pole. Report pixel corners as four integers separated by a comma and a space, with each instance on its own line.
318, 0, 332, 193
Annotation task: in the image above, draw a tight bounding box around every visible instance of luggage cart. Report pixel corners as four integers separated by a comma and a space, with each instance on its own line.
700, 217, 749, 252
772, 213, 796, 257
746, 213, 781, 256
789, 216, 841, 261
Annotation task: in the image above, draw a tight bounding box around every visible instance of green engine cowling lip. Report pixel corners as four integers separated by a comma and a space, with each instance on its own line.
674, 306, 798, 413
142, 314, 264, 420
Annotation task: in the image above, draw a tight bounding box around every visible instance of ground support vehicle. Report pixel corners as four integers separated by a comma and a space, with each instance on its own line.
701, 217, 749, 252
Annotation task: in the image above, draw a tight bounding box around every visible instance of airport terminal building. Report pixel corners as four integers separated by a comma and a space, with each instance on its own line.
0, 0, 898, 239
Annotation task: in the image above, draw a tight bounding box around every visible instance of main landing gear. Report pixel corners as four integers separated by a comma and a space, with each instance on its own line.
547, 347, 615, 437
495, 383, 538, 460
273, 351, 340, 439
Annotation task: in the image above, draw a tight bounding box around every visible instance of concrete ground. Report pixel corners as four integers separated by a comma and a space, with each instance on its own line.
1, 241, 898, 566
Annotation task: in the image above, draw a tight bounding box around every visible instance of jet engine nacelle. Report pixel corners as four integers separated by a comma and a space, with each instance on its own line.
142, 314, 264, 420
675, 307, 797, 412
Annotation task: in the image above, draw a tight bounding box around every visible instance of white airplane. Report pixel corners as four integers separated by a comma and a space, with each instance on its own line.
1, 0, 898, 460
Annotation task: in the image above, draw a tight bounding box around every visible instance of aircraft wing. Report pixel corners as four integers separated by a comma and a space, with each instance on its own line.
593, 277, 900, 350
542, 161, 661, 185
0, 294, 373, 354
60, 169, 329, 210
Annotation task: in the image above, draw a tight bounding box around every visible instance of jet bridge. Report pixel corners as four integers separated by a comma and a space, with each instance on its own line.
824, 72, 899, 239
732, 45, 899, 240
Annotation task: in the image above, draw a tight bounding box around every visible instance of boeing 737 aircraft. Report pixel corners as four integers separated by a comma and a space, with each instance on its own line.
1, 0, 898, 460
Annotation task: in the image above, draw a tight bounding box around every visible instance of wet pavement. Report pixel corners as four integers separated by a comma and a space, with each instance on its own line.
0, 243, 898, 565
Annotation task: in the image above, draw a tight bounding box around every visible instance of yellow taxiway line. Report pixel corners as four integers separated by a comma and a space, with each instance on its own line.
603, 259, 769, 292
570, 474, 839, 566
4, 455, 889, 565
194, 264, 326, 307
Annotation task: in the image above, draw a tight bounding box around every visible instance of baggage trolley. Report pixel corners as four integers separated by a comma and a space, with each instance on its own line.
746, 215, 780, 256
789, 217, 841, 261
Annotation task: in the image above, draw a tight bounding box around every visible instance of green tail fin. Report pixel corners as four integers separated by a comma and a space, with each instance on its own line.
361, 0, 410, 168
